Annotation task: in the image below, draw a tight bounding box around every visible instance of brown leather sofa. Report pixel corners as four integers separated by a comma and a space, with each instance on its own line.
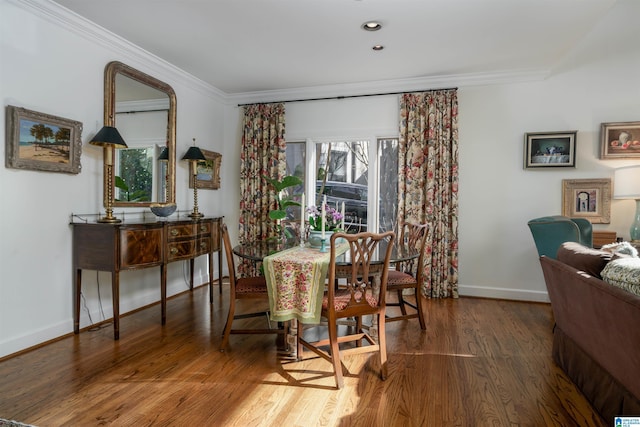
539, 243, 640, 421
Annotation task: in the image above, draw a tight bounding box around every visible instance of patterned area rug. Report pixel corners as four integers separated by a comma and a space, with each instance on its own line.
0, 419, 36, 427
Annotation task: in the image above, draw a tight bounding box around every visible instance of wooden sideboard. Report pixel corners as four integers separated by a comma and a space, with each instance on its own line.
72, 217, 222, 339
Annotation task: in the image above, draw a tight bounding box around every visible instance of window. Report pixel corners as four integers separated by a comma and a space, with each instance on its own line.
287, 137, 398, 233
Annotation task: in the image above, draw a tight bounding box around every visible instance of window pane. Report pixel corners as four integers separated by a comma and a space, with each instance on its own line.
378, 138, 398, 233
315, 140, 369, 232
285, 142, 306, 220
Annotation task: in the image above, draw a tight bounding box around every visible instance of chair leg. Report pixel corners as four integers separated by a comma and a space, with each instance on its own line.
397, 289, 408, 315
416, 288, 426, 330
220, 298, 236, 351
296, 323, 305, 361
377, 311, 387, 380
328, 321, 344, 389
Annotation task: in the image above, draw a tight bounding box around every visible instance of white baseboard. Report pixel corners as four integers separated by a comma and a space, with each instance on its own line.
458, 284, 550, 303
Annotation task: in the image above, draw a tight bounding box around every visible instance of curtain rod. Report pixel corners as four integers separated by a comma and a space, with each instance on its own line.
237, 87, 457, 107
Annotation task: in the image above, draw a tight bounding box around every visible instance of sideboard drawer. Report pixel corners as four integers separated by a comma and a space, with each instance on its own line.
118, 224, 164, 269
167, 224, 194, 239
167, 240, 195, 261
194, 236, 212, 257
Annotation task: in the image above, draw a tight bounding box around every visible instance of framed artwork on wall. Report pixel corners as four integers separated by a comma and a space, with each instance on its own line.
524, 130, 577, 169
600, 121, 640, 159
5, 105, 82, 174
562, 178, 612, 224
189, 148, 221, 190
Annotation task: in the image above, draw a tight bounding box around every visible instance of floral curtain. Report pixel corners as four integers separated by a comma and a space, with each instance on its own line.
398, 90, 459, 298
239, 103, 286, 276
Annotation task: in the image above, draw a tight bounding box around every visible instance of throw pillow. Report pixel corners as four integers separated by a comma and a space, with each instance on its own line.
556, 242, 614, 279
601, 241, 639, 258
601, 257, 640, 297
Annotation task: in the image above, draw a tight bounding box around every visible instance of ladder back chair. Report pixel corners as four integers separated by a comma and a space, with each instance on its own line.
386, 222, 428, 329
219, 222, 286, 351
297, 230, 396, 389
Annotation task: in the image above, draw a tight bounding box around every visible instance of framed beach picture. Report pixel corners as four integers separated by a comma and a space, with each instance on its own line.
600, 121, 640, 159
524, 131, 577, 169
189, 148, 221, 190
5, 105, 82, 174
561, 178, 611, 224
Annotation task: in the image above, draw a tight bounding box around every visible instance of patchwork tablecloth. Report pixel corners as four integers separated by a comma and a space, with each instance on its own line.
263, 243, 348, 323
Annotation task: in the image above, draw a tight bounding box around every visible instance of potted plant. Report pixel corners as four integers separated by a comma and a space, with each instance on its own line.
262, 174, 303, 239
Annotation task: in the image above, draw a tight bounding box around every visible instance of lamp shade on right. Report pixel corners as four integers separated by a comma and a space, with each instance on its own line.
613, 165, 640, 199
614, 165, 640, 241
181, 146, 206, 161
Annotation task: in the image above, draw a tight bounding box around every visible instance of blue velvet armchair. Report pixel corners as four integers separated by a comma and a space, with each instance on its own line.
527, 215, 593, 259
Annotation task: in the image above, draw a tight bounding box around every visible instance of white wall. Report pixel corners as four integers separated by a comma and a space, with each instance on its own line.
0, 0, 228, 358
2, 0, 639, 358
226, 0, 640, 304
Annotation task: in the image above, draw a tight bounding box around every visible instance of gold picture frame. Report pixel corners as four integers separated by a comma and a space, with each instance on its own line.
189, 149, 221, 190
5, 105, 82, 174
562, 178, 611, 224
600, 121, 640, 159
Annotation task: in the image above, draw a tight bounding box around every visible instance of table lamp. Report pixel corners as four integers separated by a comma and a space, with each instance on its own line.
182, 139, 206, 218
613, 165, 640, 242
89, 126, 127, 223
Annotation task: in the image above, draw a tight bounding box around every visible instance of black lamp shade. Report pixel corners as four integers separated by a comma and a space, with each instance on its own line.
181, 146, 206, 161
158, 147, 169, 161
89, 126, 128, 148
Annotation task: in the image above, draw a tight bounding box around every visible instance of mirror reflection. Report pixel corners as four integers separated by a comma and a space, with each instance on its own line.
104, 61, 176, 208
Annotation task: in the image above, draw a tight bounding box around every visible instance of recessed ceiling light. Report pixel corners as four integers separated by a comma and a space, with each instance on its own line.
362, 21, 382, 31
372, 45, 384, 51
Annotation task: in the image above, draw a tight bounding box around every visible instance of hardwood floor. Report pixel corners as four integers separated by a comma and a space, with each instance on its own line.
0, 283, 606, 427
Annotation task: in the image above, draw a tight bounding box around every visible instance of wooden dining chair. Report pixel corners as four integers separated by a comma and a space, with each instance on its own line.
219, 222, 286, 351
297, 230, 395, 389
386, 222, 428, 329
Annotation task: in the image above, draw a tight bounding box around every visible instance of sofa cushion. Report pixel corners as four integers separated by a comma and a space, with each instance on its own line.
556, 242, 614, 279
601, 257, 640, 297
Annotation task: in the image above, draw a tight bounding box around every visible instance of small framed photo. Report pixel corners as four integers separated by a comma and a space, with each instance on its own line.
524, 131, 577, 169
189, 149, 221, 190
5, 105, 82, 174
562, 178, 611, 224
600, 121, 640, 159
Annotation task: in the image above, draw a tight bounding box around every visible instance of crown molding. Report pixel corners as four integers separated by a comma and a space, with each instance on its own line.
228, 68, 551, 106
13, 0, 226, 104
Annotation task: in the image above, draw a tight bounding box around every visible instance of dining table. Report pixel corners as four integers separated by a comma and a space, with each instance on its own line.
233, 235, 419, 354
233, 235, 419, 356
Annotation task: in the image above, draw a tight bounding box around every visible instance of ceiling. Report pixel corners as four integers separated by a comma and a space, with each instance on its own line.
54, 0, 617, 96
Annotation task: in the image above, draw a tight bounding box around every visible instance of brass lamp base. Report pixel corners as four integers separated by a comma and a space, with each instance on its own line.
97, 216, 122, 223
97, 208, 121, 223
188, 211, 204, 219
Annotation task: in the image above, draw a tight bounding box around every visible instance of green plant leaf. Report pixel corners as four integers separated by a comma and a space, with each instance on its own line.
115, 176, 128, 191
269, 210, 287, 220
280, 175, 302, 189
262, 174, 302, 192
281, 200, 301, 209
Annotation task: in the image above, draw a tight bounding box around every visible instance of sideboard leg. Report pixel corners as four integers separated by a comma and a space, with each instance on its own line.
112, 272, 120, 340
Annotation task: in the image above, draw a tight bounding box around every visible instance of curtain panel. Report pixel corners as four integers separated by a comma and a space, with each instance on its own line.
239, 103, 286, 276
398, 90, 459, 298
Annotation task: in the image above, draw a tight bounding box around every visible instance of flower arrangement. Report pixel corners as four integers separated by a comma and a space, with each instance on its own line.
307, 204, 344, 232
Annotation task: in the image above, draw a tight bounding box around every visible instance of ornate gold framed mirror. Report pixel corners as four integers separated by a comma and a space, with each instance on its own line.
103, 61, 176, 208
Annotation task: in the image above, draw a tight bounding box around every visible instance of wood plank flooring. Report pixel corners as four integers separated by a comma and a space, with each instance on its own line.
0, 283, 606, 427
